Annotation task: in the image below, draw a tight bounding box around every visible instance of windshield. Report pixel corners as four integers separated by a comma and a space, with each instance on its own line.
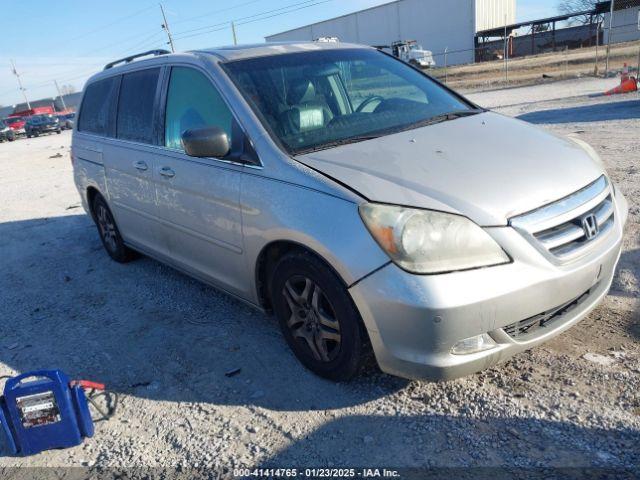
224, 49, 473, 154
5, 117, 22, 124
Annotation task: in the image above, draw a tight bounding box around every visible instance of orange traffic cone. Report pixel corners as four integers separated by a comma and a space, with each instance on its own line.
605, 77, 638, 95
621, 63, 630, 82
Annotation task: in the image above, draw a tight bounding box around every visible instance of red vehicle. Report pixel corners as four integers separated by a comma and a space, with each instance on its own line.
4, 116, 27, 136
4, 107, 55, 136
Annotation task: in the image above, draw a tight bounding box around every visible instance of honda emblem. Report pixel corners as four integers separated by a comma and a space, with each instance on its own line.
582, 213, 599, 240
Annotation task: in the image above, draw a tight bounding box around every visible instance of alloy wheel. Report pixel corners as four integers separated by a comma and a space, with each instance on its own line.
282, 275, 341, 362
96, 204, 118, 253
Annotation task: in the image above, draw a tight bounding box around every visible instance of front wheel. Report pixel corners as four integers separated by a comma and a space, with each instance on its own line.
92, 194, 138, 263
270, 251, 368, 381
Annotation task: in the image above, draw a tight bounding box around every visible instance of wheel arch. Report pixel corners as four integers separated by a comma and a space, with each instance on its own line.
254, 240, 349, 313
85, 185, 107, 223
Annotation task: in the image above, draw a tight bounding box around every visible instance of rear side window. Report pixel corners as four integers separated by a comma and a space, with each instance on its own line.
116, 68, 160, 144
78, 76, 119, 136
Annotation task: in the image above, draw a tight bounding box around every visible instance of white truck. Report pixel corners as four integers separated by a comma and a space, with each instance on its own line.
376, 41, 436, 68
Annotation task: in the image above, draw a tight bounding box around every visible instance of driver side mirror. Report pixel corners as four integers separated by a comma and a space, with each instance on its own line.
181, 126, 230, 158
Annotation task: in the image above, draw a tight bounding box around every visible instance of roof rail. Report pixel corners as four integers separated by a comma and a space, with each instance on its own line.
104, 49, 171, 70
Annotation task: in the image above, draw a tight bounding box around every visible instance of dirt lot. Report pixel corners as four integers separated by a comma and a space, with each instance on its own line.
0, 79, 638, 478
430, 39, 640, 91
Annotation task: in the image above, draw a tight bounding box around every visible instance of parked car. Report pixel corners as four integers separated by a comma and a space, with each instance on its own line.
4, 116, 26, 136
25, 114, 61, 137
72, 44, 628, 382
57, 113, 75, 130
0, 119, 16, 142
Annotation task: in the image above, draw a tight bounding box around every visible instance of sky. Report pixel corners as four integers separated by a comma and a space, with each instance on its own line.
0, 0, 558, 107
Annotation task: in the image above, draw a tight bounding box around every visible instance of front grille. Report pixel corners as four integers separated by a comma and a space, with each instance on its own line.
510, 176, 615, 262
503, 284, 597, 340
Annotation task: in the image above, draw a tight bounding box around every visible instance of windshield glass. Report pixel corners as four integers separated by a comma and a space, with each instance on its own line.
224, 49, 473, 154
5, 117, 22, 124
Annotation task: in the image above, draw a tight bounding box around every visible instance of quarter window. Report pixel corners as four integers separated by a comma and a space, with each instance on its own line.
164, 67, 233, 151
116, 68, 160, 144
78, 76, 120, 136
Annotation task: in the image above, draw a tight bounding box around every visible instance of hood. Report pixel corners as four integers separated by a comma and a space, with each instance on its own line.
296, 112, 604, 226
410, 49, 433, 60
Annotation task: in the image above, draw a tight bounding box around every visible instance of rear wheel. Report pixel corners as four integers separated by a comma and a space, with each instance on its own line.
91, 194, 138, 263
270, 251, 367, 381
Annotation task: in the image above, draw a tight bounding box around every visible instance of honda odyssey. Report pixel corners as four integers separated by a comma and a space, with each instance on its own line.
71, 43, 628, 381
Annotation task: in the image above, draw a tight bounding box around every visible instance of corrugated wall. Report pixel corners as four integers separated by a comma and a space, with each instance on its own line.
475, 0, 516, 32
604, 6, 640, 44
266, 0, 483, 65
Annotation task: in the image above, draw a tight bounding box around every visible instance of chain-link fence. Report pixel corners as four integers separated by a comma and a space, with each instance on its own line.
424, 4, 640, 86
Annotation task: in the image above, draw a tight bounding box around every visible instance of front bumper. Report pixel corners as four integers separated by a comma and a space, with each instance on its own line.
349, 191, 628, 381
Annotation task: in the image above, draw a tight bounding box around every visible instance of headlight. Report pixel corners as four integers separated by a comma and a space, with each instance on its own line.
359, 203, 509, 274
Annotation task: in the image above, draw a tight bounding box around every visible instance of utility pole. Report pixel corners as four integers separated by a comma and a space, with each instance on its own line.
10, 59, 30, 109
231, 21, 238, 46
54, 80, 67, 111
159, 3, 176, 53
605, 0, 615, 75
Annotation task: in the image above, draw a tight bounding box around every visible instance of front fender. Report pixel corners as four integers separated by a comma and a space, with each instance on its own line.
240, 174, 390, 304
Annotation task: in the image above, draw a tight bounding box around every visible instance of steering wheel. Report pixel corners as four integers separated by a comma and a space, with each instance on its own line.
356, 95, 385, 113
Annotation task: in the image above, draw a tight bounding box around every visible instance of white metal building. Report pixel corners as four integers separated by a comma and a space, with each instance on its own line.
265, 0, 516, 65
604, 5, 640, 44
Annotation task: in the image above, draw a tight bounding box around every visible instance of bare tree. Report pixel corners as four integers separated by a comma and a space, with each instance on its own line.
558, 0, 598, 24
59, 84, 76, 96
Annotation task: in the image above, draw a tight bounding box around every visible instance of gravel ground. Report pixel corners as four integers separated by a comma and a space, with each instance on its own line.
0, 78, 638, 478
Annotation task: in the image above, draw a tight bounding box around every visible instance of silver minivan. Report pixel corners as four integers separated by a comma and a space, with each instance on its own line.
72, 43, 628, 381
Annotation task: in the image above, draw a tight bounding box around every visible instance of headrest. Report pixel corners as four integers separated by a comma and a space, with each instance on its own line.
287, 79, 316, 105
284, 105, 326, 133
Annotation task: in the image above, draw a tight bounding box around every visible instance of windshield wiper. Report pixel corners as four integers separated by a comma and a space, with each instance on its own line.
400, 109, 484, 131
296, 134, 383, 155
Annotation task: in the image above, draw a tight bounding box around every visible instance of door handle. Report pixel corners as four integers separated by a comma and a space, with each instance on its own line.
133, 160, 148, 171
159, 167, 175, 178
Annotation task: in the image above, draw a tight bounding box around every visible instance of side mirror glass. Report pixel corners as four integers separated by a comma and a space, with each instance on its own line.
181, 126, 230, 158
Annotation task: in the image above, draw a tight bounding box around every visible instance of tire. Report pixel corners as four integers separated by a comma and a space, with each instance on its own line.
91, 194, 138, 263
56, 129, 61, 134
269, 251, 367, 381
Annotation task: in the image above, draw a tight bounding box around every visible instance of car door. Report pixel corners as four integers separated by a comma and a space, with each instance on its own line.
154, 65, 247, 297
102, 68, 165, 255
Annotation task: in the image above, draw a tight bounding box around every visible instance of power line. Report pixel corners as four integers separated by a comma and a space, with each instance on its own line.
171, 0, 262, 26
171, 0, 331, 39
68, 4, 157, 42
2, 0, 336, 105
172, 0, 335, 41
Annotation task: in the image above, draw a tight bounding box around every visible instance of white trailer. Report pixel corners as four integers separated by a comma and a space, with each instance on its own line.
266, 0, 516, 66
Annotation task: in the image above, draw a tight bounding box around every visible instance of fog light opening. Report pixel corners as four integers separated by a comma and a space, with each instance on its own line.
451, 333, 497, 355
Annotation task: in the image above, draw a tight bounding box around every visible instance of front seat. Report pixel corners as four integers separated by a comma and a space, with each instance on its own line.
280, 79, 334, 135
